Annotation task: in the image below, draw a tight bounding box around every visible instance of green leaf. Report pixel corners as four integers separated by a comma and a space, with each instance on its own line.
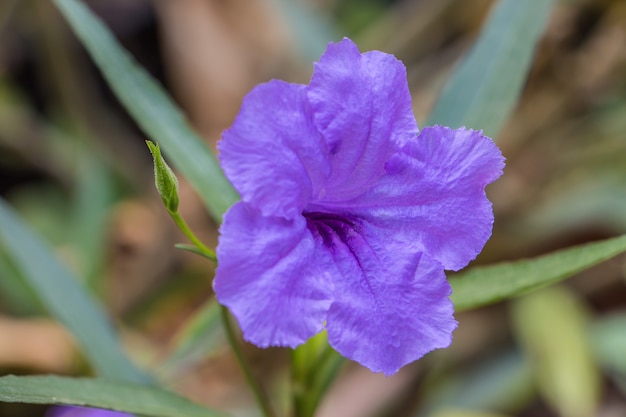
420, 351, 533, 416
174, 244, 217, 262
158, 300, 225, 378
431, 410, 512, 417
71, 153, 116, 288
52, 0, 239, 222
292, 331, 345, 417
0, 375, 228, 417
426, 0, 555, 138
589, 312, 626, 376
275, 0, 340, 61
0, 251, 43, 315
451, 234, 626, 311
0, 198, 150, 384
512, 287, 600, 417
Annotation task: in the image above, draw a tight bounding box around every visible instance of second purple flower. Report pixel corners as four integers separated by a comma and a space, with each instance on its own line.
215, 38, 504, 375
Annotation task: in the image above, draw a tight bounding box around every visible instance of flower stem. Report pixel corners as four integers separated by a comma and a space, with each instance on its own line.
291, 333, 344, 417
169, 211, 216, 261
168, 210, 275, 417
220, 305, 277, 417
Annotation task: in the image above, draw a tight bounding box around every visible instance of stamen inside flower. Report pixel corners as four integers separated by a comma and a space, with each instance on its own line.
303, 211, 358, 250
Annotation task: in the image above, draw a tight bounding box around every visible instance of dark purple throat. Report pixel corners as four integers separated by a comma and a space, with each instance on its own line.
304, 211, 358, 249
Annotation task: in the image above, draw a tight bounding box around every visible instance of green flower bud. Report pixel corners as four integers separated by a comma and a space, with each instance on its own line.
146, 141, 179, 214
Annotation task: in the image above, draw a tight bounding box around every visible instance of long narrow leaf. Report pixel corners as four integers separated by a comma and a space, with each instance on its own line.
0, 251, 43, 315
274, 0, 340, 61
427, 0, 555, 138
589, 313, 626, 394
451, 234, 626, 311
158, 300, 225, 378
512, 288, 600, 417
53, 0, 239, 221
0, 375, 227, 417
0, 199, 149, 383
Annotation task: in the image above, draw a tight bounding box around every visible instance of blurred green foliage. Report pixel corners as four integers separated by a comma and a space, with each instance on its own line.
0, 0, 625, 416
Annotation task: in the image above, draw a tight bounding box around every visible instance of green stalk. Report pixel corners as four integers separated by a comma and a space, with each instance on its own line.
291, 332, 344, 417
169, 211, 216, 262
147, 138, 275, 416
220, 306, 277, 417
168, 210, 275, 417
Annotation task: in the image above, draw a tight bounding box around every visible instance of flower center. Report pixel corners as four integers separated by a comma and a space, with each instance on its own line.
303, 211, 357, 250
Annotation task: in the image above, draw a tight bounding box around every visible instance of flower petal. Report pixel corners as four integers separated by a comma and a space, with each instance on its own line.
219, 81, 330, 218
307, 216, 456, 375
214, 203, 334, 347
46, 407, 133, 417
341, 126, 504, 271
307, 38, 418, 201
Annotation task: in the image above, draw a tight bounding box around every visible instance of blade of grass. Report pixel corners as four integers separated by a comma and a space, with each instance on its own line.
53, 0, 239, 222
512, 288, 600, 417
589, 312, 626, 376
157, 300, 225, 378
292, 332, 345, 417
0, 198, 150, 383
0, 375, 228, 417
427, 0, 555, 138
451, 234, 626, 311
416, 350, 532, 416
71, 154, 115, 288
0, 251, 43, 315
274, 0, 340, 61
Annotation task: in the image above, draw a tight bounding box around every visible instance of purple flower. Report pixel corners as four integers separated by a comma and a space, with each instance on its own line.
46, 406, 133, 417
214, 38, 504, 375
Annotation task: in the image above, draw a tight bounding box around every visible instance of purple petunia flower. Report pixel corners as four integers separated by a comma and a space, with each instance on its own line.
214, 38, 504, 375
46, 406, 133, 417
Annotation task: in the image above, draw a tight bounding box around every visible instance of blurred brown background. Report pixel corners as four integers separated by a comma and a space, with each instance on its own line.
0, 0, 625, 416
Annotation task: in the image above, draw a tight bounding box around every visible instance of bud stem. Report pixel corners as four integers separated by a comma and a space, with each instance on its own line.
169, 211, 217, 262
